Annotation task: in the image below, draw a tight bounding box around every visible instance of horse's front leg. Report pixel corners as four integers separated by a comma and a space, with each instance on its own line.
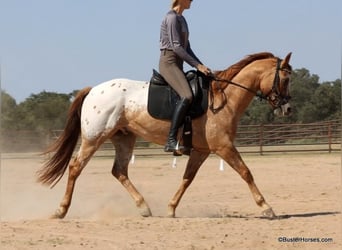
168, 150, 209, 218
217, 145, 276, 219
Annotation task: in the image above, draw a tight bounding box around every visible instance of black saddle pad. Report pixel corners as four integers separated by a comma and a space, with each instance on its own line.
147, 70, 210, 120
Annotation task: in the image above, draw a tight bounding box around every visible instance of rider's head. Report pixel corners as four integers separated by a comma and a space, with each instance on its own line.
171, 0, 193, 10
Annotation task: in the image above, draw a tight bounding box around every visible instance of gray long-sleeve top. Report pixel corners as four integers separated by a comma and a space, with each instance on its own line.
160, 10, 202, 68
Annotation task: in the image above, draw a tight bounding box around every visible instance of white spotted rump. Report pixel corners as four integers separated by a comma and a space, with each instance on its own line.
81, 78, 149, 139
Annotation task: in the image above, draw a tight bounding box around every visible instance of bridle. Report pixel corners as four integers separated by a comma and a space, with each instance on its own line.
209, 58, 292, 113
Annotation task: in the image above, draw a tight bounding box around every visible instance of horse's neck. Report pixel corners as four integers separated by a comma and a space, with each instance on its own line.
224, 65, 261, 116
212, 58, 274, 134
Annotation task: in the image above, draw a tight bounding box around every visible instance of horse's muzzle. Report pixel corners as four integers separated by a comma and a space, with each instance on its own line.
274, 103, 291, 116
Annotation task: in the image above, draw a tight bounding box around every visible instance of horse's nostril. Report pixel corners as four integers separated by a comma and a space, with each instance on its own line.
287, 107, 292, 113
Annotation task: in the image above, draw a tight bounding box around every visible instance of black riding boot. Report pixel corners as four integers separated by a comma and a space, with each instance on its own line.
164, 97, 191, 153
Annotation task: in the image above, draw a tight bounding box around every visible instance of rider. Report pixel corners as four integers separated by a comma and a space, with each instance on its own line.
159, 0, 212, 153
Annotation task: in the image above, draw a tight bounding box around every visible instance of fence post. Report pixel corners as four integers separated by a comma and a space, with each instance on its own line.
328, 122, 332, 153
259, 124, 264, 155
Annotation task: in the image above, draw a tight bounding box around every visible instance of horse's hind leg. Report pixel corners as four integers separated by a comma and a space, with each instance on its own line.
168, 150, 210, 217
111, 131, 152, 217
52, 138, 98, 219
217, 146, 276, 219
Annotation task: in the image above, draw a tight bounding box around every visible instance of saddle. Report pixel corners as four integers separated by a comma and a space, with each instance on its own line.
148, 69, 210, 120
147, 70, 211, 155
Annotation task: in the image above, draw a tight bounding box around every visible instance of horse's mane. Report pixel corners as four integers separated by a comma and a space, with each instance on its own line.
215, 52, 275, 81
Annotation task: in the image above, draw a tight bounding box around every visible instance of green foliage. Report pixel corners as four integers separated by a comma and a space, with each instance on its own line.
1, 91, 18, 129
1, 91, 73, 132
313, 80, 341, 121
242, 68, 341, 124
240, 100, 273, 125
288, 68, 321, 122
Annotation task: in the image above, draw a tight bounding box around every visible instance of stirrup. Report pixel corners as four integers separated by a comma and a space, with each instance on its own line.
173, 146, 192, 156
173, 148, 183, 156
164, 140, 184, 154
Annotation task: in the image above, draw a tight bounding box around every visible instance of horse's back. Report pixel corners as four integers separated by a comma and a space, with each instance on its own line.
81, 78, 149, 139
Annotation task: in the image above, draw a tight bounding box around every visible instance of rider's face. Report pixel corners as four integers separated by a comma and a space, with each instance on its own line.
181, 0, 192, 9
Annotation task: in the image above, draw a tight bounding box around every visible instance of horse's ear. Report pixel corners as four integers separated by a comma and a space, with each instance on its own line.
281, 52, 292, 68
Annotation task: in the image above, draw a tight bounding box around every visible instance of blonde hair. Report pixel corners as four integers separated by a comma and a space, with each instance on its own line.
171, 0, 179, 9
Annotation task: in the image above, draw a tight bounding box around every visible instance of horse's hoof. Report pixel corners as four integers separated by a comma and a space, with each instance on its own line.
50, 209, 65, 219
139, 207, 152, 217
167, 206, 176, 218
262, 208, 276, 219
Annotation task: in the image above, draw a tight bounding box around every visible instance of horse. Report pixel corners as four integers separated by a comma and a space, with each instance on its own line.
37, 52, 293, 219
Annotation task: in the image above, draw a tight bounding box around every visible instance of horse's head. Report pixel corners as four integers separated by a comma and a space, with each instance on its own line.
260, 52, 292, 116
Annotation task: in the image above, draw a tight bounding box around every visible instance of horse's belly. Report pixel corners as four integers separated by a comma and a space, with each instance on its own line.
80, 79, 149, 139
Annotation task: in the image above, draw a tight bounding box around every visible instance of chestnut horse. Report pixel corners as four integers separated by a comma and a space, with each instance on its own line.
37, 52, 292, 219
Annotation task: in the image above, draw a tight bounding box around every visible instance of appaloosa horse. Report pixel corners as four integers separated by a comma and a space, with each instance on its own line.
37, 52, 292, 219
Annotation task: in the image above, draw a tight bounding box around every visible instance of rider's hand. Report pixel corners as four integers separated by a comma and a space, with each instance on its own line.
197, 64, 212, 76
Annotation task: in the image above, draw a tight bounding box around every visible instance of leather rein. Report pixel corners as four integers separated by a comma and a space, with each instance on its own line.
209, 58, 291, 113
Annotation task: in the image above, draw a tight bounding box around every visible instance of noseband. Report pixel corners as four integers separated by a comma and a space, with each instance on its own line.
210, 58, 291, 113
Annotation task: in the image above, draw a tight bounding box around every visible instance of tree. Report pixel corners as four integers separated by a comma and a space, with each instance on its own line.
287, 68, 320, 122
241, 68, 341, 124
311, 80, 341, 121
15, 91, 72, 131
1, 91, 18, 129
240, 99, 273, 125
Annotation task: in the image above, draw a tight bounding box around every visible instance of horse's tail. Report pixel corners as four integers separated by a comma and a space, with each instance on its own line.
37, 87, 92, 187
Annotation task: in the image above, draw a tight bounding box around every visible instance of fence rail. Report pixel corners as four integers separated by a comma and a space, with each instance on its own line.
1, 120, 340, 155
235, 120, 341, 154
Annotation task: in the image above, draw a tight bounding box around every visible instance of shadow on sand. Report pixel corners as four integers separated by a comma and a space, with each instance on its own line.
273, 211, 341, 220
221, 211, 341, 220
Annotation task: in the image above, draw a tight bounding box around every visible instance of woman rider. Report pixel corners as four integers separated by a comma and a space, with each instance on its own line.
159, 0, 212, 153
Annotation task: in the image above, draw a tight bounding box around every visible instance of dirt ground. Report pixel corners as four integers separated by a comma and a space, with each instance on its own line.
1, 152, 341, 250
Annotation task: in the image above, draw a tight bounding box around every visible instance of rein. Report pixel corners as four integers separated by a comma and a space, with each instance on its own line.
213, 77, 267, 98
209, 77, 267, 114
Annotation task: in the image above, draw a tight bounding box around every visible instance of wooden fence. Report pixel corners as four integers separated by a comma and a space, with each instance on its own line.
1, 120, 340, 155
235, 120, 340, 154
